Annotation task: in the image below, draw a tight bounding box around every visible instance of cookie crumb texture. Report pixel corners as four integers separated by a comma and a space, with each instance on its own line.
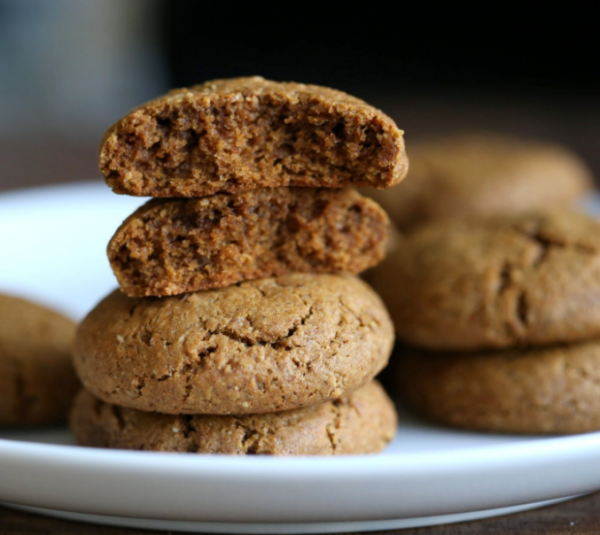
109, 188, 390, 297
74, 273, 394, 415
99, 77, 408, 197
0, 294, 79, 426
399, 342, 600, 434
70, 381, 397, 455
371, 211, 600, 350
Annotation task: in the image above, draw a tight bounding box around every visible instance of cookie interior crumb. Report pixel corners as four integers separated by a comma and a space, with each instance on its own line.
100, 77, 407, 197
108, 187, 389, 297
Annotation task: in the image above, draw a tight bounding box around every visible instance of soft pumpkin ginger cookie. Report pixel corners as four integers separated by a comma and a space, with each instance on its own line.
99, 76, 408, 197
74, 273, 394, 415
0, 294, 78, 426
398, 341, 600, 434
70, 381, 397, 455
108, 187, 390, 297
369, 211, 600, 351
365, 133, 593, 230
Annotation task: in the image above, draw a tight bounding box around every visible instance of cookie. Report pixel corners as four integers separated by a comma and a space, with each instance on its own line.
109, 187, 390, 297
0, 294, 78, 426
74, 273, 394, 415
369, 211, 600, 350
366, 133, 593, 230
99, 76, 408, 198
70, 381, 397, 455
398, 341, 600, 434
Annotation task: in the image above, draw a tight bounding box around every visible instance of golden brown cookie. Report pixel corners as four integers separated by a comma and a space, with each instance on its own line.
369, 211, 600, 350
70, 381, 397, 455
398, 341, 600, 434
365, 133, 593, 230
99, 76, 408, 198
109, 187, 390, 297
74, 273, 394, 415
0, 294, 78, 426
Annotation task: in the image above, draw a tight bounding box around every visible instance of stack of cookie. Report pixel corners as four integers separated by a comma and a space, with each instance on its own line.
371, 211, 600, 434
70, 77, 407, 455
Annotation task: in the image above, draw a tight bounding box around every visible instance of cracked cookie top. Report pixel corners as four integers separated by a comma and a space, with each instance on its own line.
0, 294, 79, 426
99, 76, 408, 198
369, 211, 600, 350
70, 380, 397, 455
73, 273, 394, 414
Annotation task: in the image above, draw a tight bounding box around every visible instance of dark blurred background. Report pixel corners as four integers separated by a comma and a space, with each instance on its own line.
1, 0, 598, 191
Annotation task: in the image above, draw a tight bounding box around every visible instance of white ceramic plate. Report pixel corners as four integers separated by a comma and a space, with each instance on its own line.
1, 182, 600, 534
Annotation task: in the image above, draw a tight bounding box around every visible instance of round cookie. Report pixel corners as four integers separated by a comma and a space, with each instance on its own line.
100, 76, 408, 198
369, 211, 600, 351
74, 273, 394, 415
70, 381, 397, 455
0, 294, 78, 426
366, 133, 593, 230
398, 341, 600, 434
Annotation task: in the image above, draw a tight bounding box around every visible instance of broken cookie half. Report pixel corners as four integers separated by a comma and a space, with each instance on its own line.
99, 76, 408, 197
108, 187, 389, 297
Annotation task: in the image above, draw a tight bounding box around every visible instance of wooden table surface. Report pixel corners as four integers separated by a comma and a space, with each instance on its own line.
1, 94, 599, 533
1, 492, 599, 534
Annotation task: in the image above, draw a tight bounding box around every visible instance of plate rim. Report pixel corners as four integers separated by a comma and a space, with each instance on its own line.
3, 430, 600, 474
